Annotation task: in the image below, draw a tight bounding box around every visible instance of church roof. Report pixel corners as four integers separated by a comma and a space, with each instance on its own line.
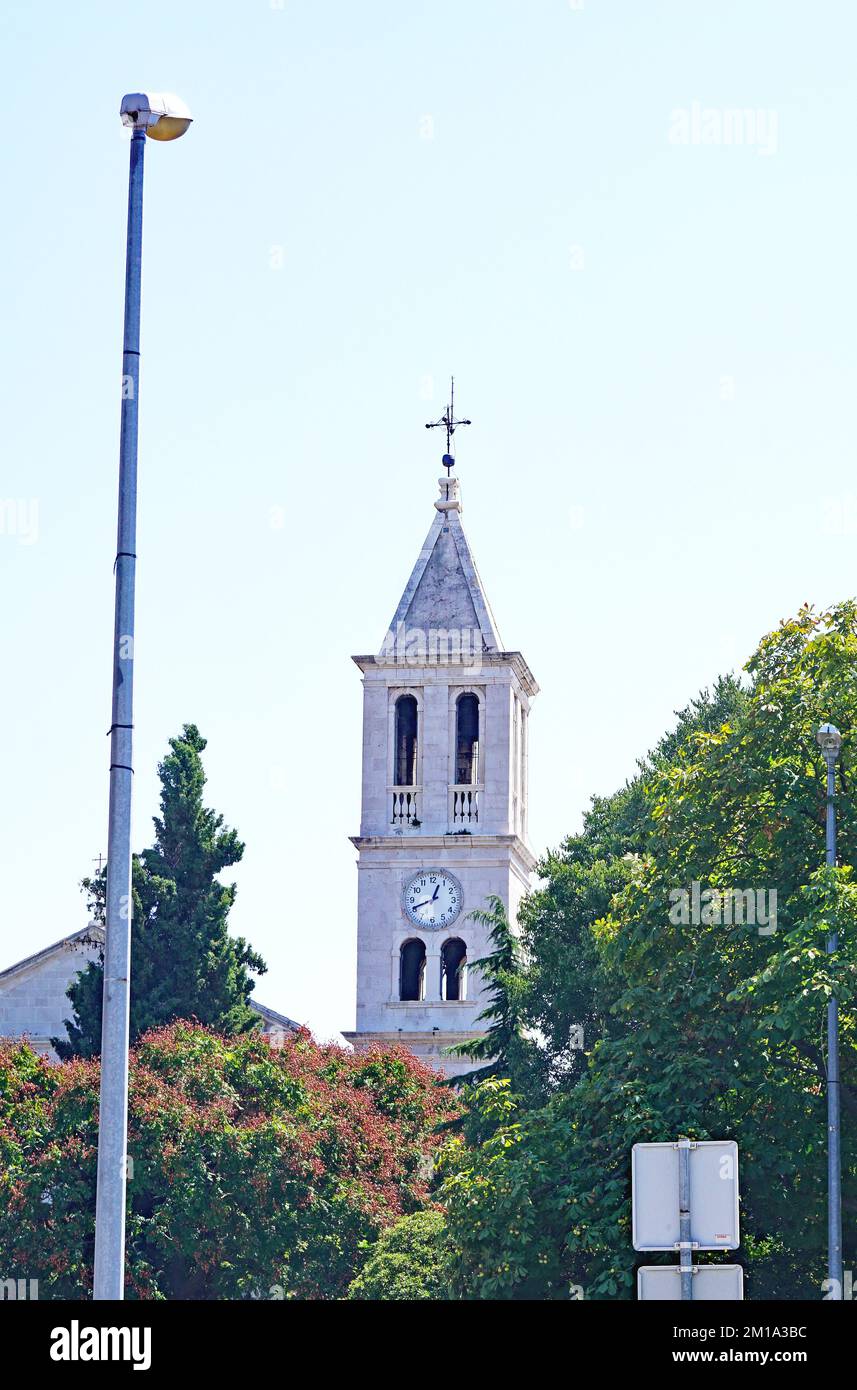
251, 999, 302, 1033
379, 474, 504, 655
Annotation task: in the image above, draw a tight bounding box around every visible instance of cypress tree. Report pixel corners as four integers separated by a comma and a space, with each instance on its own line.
55, 724, 265, 1057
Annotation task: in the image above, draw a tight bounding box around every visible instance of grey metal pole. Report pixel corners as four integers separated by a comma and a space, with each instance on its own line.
823, 745, 843, 1299
678, 1137, 694, 1301
93, 125, 145, 1302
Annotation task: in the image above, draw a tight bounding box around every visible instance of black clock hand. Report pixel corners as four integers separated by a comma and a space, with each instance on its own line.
412, 885, 442, 913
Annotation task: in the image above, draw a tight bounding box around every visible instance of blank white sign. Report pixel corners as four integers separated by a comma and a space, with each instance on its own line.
637, 1264, 744, 1301
632, 1140, 739, 1251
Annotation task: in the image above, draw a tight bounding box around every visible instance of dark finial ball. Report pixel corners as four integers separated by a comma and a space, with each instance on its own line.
442, 453, 455, 473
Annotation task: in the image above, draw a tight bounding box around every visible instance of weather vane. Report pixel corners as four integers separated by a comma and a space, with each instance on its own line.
425, 377, 471, 475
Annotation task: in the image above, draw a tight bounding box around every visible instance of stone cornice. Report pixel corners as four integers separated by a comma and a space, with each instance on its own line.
343, 1029, 486, 1047
349, 832, 538, 874
352, 649, 539, 698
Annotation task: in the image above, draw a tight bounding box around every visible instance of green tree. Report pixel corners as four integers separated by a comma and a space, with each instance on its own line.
438, 606, 857, 1299
1, 1024, 454, 1299
55, 725, 265, 1058
347, 1211, 456, 1300
518, 675, 748, 1083
439, 1080, 577, 1299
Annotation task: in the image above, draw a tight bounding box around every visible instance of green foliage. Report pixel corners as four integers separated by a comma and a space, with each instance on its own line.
347, 1211, 456, 1300
518, 675, 749, 1082
438, 607, 857, 1299
0, 1023, 455, 1299
55, 725, 265, 1057
439, 1080, 580, 1299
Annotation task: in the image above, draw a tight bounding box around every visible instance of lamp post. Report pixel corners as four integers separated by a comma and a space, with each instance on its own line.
93, 92, 192, 1303
816, 721, 843, 1300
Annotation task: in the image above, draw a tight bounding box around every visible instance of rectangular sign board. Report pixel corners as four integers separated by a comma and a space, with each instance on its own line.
637, 1264, 744, 1301
632, 1140, 739, 1251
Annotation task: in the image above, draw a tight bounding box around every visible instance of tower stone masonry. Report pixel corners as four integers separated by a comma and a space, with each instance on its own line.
343, 472, 538, 1077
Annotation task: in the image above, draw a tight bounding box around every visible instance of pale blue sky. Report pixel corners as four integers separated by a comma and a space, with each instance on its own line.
2, 1, 856, 1039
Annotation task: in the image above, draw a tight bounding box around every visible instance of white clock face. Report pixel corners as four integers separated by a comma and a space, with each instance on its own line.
403, 869, 462, 930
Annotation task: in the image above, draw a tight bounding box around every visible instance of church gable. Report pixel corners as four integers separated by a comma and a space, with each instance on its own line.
0, 927, 103, 1057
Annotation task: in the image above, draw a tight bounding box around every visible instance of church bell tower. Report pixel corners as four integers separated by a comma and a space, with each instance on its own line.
344, 425, 538, 1078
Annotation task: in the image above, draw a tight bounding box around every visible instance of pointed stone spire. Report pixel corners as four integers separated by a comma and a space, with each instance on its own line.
379, 473, 503, 659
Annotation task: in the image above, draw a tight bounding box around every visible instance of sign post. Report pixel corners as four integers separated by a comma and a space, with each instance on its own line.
632, 1138, 742, 1301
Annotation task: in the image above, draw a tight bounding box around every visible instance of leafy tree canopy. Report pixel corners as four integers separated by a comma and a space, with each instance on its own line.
439, 604, 857, 1299
1, 1023, 454, 1299
347, 1211, 456, 1300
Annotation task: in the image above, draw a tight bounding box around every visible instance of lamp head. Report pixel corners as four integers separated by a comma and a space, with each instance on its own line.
120, 92, 192, 141
816, 722, 842, 757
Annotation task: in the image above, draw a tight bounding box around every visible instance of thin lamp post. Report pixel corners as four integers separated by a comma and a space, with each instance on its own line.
816, 721, 843, 1300
93, 92, 191, 1302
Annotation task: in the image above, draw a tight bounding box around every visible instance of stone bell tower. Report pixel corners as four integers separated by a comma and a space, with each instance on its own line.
343, 464, 538, 1078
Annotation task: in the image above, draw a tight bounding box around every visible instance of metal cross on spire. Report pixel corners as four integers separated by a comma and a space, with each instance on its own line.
425, 376, 471, 474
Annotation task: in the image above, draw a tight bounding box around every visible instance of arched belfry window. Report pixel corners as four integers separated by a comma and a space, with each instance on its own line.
455, 693, 480, 785
395, 695, 418, 786
441, 938, 467, 1001
400, 939, 426, 1001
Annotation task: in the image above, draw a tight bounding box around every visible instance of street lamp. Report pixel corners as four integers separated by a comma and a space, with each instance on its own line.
815, 721, 843, 1300
119, 91, 193, 140
93, 91, 192, 1304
